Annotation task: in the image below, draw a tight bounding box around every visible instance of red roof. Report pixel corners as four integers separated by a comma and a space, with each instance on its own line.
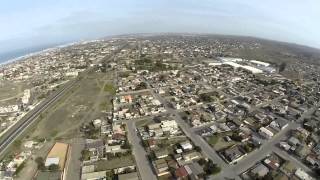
175, 166, 188, 178
112, 133, 126, 140
148, 139, 156, 146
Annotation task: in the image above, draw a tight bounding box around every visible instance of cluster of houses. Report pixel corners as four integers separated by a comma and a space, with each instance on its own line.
0, 151, 31, 179
80, 118, 139, 180
0, 139, 45, 179
112, 93, 166, 121
241, 153, 314, 180
116, 73, 146, 93
180, 103, 226, 127
279, 125, 320, 170
139, 120, 206, 179
138, 118, 183, 140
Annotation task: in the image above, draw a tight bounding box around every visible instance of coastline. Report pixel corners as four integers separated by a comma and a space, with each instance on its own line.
0, 41, 82, 67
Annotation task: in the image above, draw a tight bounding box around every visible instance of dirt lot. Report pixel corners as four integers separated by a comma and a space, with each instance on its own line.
28, 70, 114, 140
95, 154, 135, 171
0, 80, 29, 105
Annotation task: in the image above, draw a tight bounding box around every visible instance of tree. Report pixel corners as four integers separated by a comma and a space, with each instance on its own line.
314, 168, 320, 177
262, 172, 273, 180
159, 74, 167, 82
279, 62, 287, 73
243, 144, 253, 153
295, 113, 301, 119
198, 158, 206, 166
48, 164, 60, 171
81, 150, 90, 161
199, 94, 212, 102
204, 160, 221, 175
136, 82, 147, 90
194, 145, 202, 152
121, 140, 132, 149
35, 157, 46, 170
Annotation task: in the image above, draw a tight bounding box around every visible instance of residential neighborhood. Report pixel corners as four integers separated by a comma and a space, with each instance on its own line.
0, 35, 320, 180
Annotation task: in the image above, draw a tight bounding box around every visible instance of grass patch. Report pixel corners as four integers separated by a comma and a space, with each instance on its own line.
207, 135, 219, 146
135, 119, 153, 127
96, 154, 135, 171
14, 161, 26, 175
99, 101, 109, 110
104, 84, 116, 95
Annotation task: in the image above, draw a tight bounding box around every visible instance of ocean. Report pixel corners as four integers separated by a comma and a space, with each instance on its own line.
0, 42, 70, 65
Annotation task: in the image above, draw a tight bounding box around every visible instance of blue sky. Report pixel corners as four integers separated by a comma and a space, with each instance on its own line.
0, 0, 320, 54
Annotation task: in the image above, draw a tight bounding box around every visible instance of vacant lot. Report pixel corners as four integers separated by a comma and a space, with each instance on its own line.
206, 134, 236, 151
95, 154, 135, 171
0, 80, 29, 105
29, 70, 114, 140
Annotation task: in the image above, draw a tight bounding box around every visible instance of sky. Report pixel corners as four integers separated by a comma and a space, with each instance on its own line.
0, 0, 320, 55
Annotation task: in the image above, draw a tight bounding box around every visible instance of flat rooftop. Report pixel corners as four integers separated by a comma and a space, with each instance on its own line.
46, 142, 69, 170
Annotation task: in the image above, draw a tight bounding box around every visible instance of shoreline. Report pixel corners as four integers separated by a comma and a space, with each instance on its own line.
0, 41, 84, 67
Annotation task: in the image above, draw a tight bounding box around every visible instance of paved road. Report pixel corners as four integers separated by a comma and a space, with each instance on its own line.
216, 103, 319, 179
146, 76, 319, 179
0, 79, 77, 158
126, 120, 157, 180
0, 45, 127, 159
145, 80, 227, 167
65, 138, 85, 180
273, 147, 314, 175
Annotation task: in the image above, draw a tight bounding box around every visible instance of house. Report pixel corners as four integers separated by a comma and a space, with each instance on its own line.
105, 145, 122, 154
232, 118, 244, 127
186, 162, 205, 179
280, 142, 291, 151
263, 156, 280, 170
259, 127, 274, 139
180, 141, 193, 151
175, 166, 189, 179
154, 128, 164, 137
238, 131, 251, 142
305, 154, 320, 167
222, 145, 245, 164
174, 154, 183, 161
155, 149, 169, 159
153, 159, 170, 177
24, 141, 35, 149
147, 139, 157, 149
112, 123, 125, 135
295, 168, 313, 180
112, 133, 126, 142
250, 163, 269, 177
81, 171, 107, 180
182, 152, 201, 162
288, 137, 300, 146
161, 120, 178, 133
269, 119, 288, 132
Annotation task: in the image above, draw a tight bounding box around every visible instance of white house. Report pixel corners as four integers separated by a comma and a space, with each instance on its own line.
259, 127, 274, 139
